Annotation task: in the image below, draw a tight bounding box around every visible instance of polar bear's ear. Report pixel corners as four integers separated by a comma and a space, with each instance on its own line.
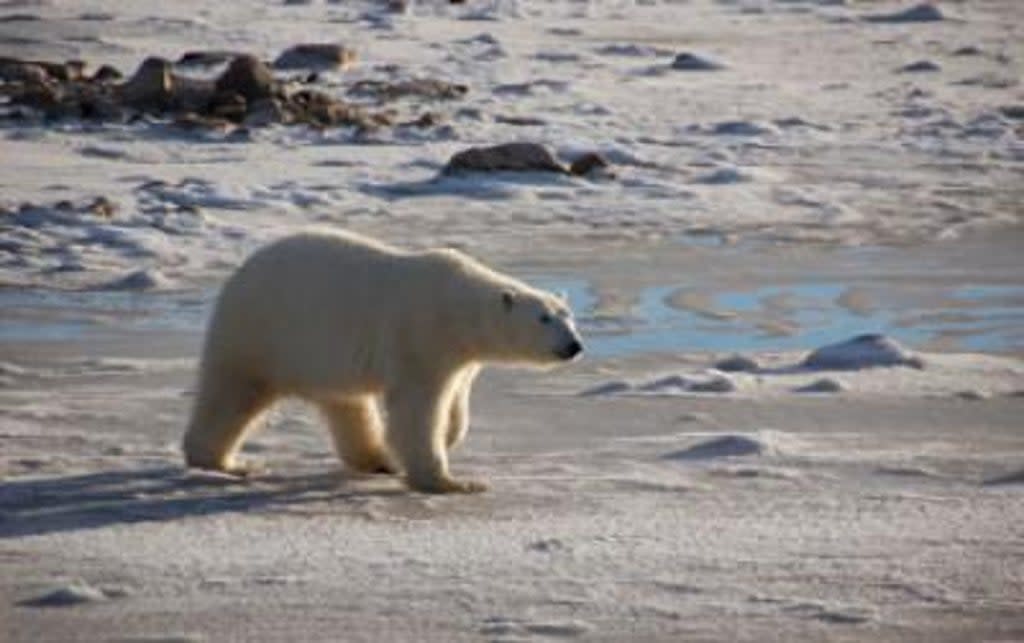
502, 290, 516, 311
557, 290, 569, 303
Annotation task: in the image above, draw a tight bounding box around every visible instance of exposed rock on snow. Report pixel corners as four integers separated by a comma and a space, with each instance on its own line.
442, 142, 569, 175
120, 57, 177, 111
273, 43, 357, 71
714, 354, 760, 373
348, 77, 468, 102
665, 434, 774, 460
214, 55, 276, 102
794, 377, 847, 393
899, 60, 941, 73
569, 152, 613, 178
863, 3, 945, 23
671, 52, 726, 71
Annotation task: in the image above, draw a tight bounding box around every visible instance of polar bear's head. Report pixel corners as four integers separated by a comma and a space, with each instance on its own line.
494, 287, 584, 365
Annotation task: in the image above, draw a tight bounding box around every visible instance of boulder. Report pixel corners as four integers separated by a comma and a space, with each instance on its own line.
120, 57, 175, 111
443, 142, 568, 175
569, 152, 611, 177
273, 44, 356, 70
215, 55, 275, 102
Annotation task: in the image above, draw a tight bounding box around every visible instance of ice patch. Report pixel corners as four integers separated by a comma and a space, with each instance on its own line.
802, 334, 925, 370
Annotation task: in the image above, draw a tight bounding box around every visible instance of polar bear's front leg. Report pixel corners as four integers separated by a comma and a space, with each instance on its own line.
385, 381, 487, 494
183, 373, 273, 475
446, 365, 480, 450
319, 397, 396, 475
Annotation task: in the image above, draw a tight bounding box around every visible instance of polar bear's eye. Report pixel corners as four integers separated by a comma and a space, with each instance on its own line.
539, 313, 553, 324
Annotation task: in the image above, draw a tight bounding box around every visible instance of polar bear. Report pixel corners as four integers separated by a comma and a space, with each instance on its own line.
182, 229, 583, 493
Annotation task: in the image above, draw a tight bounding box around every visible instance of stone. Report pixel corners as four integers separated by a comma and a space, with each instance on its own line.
92, 64, 122, 83
215, 55, 276, 102
443, 142, 568, 175
208, 91, 247, 122
0, 58, 49, 84
177, 50, 243, 67
273, 44, 356, 70
348, 78, 468, 102
120, 57, 175, 112
86, 196, 117, 218
671, 52, 726, 71
714, 354, 760, 373
244, 97, 291, 127
569, 152, 611, 177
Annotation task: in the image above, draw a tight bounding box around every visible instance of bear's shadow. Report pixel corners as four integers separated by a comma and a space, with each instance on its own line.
0, 465, 405, 539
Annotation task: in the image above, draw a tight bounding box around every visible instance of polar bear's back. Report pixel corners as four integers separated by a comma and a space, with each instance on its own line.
203, 230, 419, 391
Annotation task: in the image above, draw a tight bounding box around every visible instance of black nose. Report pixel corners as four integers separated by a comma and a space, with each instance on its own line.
560, 339, 583, 360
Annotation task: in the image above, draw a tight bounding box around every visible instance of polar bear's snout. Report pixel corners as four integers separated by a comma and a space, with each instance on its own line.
557, 337, 584, 361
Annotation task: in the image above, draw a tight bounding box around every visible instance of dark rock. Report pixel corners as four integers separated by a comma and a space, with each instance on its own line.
405, 111, 442, 128
215, 55, 276, 102
177, 50, 243, 67
714, 354, 760, 373
208, 91, 247, 122
120, 57, 175, 111
173, 112, 236, 132
952, 45, 983, 57
0, 58, 48, 83
671, 52, 726, 71
443, 142, 568, 175
899, 60, 941, 73
86, 196, 117, 218
244, 97, 291, 127
998, 105, 1024, 120
494, 114, 547, 126
76, 87, 124, 120
64, 60, 87, 81
569, 152, 611, 177
863, 3, 944, 23
92, 64, 122, 83
273, 43, 356, 70
348, 78, 468, 102
289, 89, 384, 129
794, 377, 846, 393
12, 81, 63, 115
174, 75, 217, 113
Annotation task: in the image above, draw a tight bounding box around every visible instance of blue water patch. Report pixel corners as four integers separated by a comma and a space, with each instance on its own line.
1, 278, 1022, 357
0, 289, 211, 341
531, 277, 1024, 358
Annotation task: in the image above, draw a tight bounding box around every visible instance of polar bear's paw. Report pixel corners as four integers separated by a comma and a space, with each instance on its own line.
409, 475, 489, 494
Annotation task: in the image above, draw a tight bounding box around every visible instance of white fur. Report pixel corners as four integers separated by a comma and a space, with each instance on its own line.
183, 229, 581, 493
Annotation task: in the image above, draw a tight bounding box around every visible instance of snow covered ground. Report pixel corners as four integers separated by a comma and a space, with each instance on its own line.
2, 0, 1023, 641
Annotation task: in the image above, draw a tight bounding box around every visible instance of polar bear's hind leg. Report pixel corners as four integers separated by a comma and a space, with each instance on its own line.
320, 396, 396, 474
